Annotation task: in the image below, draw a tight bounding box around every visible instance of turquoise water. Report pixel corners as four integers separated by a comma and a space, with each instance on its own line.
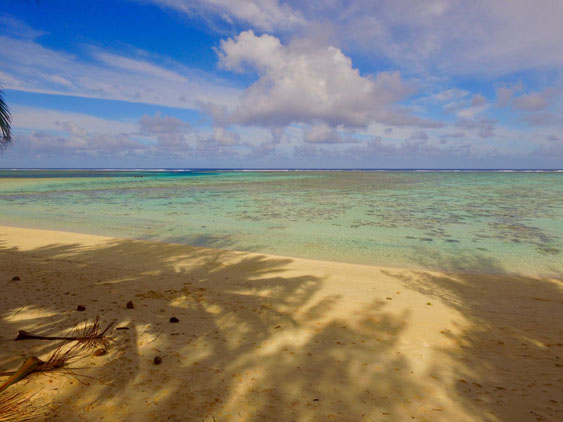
1, 170, 562, 276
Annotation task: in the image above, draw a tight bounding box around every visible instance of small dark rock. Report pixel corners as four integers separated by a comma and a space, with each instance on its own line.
77, 305, 86, 311
115, 326, 129, 330
11, 276, 20, 281
169, 317, 179, 323
154, 356, 162, 365
126, 300, 134, 309
93, 348, 107, 357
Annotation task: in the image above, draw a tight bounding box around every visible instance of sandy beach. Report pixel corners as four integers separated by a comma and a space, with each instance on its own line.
0, 225, 562, 421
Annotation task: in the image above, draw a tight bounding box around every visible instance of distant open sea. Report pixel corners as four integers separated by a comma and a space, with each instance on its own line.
1, 169, 562, 276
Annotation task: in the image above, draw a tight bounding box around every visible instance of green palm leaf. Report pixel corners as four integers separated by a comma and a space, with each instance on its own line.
0, 88, 12, 148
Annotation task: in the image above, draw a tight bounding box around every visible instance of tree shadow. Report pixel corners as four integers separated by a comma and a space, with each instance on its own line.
0, 236, 435, 422
3, 237, 560, 421
383, 252, 563, 422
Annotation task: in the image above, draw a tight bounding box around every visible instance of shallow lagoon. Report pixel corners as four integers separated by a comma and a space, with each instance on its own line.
1, 170, 562, 276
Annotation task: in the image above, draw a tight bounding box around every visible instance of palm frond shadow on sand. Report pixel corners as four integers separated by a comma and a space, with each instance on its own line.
0, 238, 561, 421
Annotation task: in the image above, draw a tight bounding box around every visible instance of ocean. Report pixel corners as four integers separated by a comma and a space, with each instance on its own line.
1, 169, 562, 276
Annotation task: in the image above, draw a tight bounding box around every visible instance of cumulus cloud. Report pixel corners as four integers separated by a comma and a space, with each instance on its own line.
216, 30, 435, 129
409, 130, 428, 141
532, 136, 563, 159
442, 132, 466, 139
421, 88, 469, 104
455, 117, 496, 138
139, 112, 191, 150
512, 88, 559, 111
471, 94, 486, 107
303, 124, 348, 144
196, 127, 244, 158
203, 127, 241, 146
17, 130, 147, 158
496, 85, 563, 127
496, 82, 524, 107
142, 0, 563, 77
521, 112, 563, 127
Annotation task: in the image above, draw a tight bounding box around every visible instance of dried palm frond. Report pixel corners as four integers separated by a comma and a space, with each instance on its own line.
0, 339, 95, 391
0, 391, 45, 422
0, 357, 43, 394
37, 342, 82, 374
15, 317, 114, 350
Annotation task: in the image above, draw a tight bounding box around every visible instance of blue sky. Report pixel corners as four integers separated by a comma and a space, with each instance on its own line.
1, 0, 562, 168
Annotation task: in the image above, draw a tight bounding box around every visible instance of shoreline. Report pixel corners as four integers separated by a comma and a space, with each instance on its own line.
1, 221, 558, 279
1, 225, 562, 421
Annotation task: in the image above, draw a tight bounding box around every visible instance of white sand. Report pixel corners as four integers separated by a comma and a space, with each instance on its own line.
0, 225, 561, 421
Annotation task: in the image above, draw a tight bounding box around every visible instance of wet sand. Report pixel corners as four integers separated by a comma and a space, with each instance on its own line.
0, 225, 562, 421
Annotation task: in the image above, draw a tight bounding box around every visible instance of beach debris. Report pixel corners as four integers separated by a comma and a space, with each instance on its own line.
169, 317, 179, 323
93, 348, 107, 357
15, 317, 114, 350
153, 356, 162, 365
1, 340, 98, 390
0, 357, 43, 393
126, 300, 134, 309
0, 391, 45, 422
115, 326, 129, 330
76, 305, 86, 312
11, 276, 20, 281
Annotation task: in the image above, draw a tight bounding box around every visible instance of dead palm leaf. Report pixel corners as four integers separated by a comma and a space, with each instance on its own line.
0, 391, 45, 422
0, 339, 96, 391
15, 317, 114, 350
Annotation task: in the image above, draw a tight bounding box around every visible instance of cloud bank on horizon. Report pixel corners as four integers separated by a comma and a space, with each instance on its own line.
0, 0, 562, 168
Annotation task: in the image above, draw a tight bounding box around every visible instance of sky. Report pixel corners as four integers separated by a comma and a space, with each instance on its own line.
0, 0, 562, 169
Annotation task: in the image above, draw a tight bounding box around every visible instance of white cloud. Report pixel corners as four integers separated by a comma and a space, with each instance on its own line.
303, 124, 343, 144
95, 52, 188, 84
203, 126, 241, 146
216, 30, 433, 129
421, 88, 469, 104
139, 112, 192, 150
0, 35, 241, 109
140, 0, 304, 31
291, 0, 563, 76
16, 130, 147, 158
0, 15, 46, 39
455, 117, 496, 138
496, 85, 563, 127
139, 112, 190, 134
12, 106, 138, 134
471, 94, 486, 107
409, 130, 428, 141
496, 82, 524, 107
512, 88, 559, 112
